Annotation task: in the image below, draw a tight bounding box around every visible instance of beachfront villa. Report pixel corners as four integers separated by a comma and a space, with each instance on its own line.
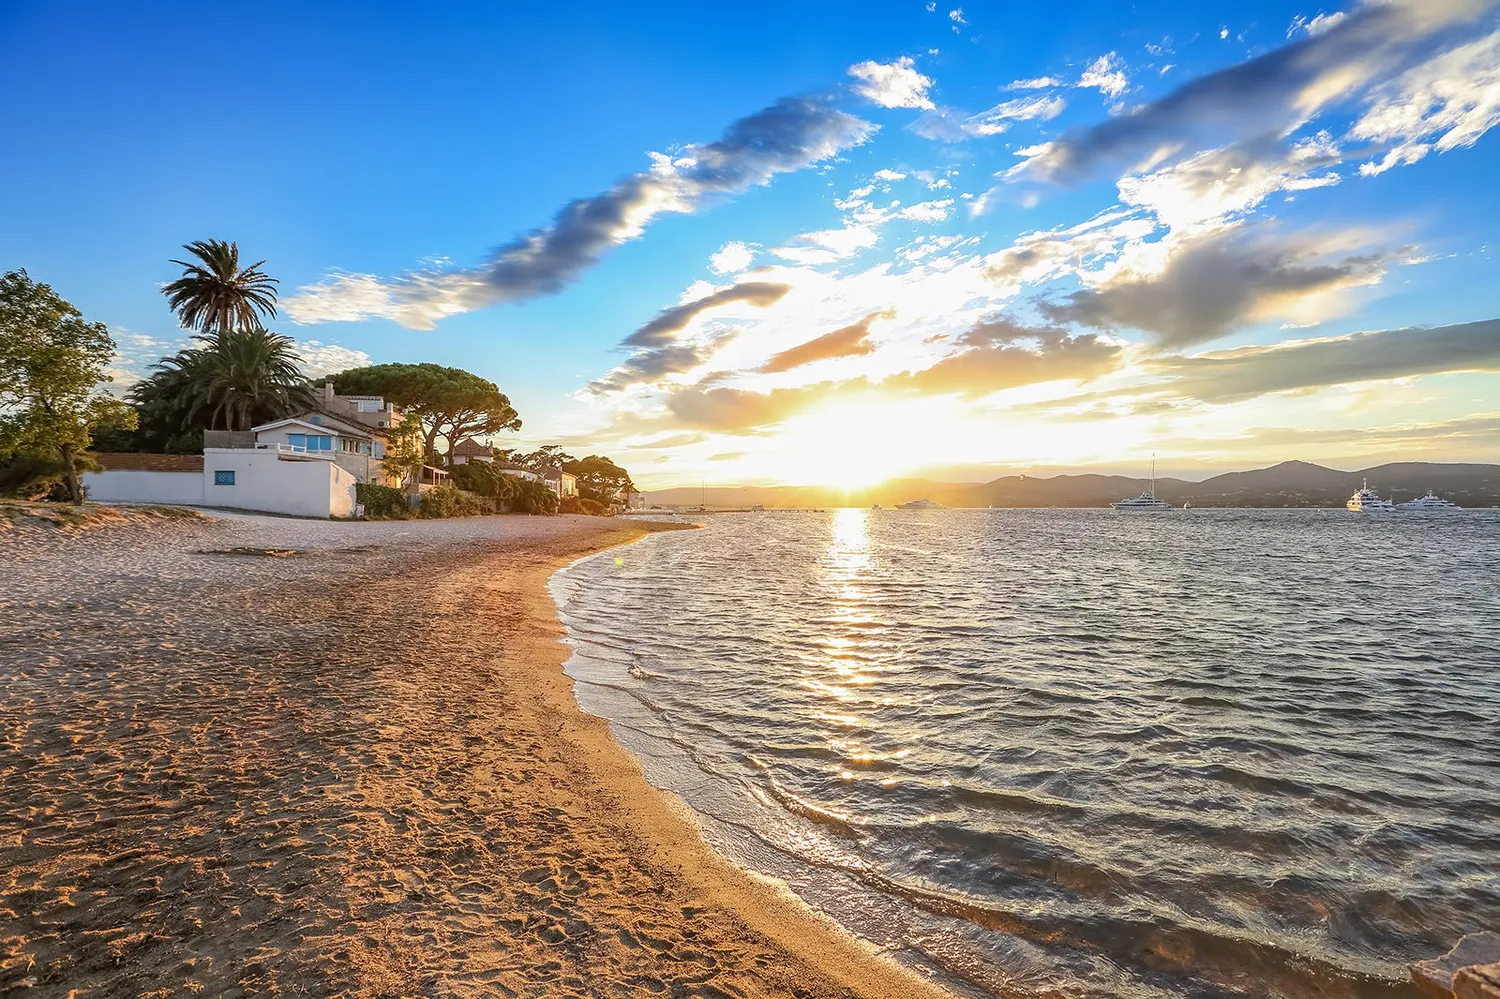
542, 466, 578, 500
450, 440, 494, 465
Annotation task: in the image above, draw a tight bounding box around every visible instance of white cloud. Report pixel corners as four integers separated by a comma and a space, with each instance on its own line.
848, 56, 936, 110
1118, 132, 1343, 230
898, 199, 956, 222
1351, 29, 1500, 175
873, 168, 907, 182
1008, 76, 1062, 90
709, 241, 757, 275
1079, 52, 1129, 98
1289, 11, 1348, 37
963, 95, 1067, 136
948, 8, 966, 24
1220, 27, 1230, 40
296, 340, 373, 377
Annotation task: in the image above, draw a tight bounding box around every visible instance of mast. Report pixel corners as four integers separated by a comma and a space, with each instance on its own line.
1150, 453, 1156, 499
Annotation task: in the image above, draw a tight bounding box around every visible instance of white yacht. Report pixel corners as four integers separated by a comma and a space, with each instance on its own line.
1112, 456, 1172, 512
898, 498, 942, 510
1346, 479, 1395, 512
1396, 489, 1463, 512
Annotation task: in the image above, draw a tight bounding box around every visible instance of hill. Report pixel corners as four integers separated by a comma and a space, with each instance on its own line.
641, 461, 1500, 509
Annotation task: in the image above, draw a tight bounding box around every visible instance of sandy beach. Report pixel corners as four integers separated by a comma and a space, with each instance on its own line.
0, 511, 952, 999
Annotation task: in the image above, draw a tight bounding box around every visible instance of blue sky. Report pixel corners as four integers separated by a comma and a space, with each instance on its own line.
3, 0, 1498, 486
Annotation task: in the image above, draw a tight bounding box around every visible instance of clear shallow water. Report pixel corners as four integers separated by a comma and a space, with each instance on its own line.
551, 509, 1500, 998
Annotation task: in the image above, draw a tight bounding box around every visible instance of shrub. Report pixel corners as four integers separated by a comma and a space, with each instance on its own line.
450, 461, 507, 498
509, 478, 558, 515
578, 496, 607, 516
356, 482, 410, 519
419, 485, 487, 518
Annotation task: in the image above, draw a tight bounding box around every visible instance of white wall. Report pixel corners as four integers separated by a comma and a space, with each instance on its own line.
202, 449, 357, 518
83, 469, 204, 505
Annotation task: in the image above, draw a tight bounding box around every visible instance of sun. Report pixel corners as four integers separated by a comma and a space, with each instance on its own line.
775, 401, 923, 489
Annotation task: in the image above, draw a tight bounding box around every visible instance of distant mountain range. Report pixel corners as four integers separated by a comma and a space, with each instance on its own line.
642, 461, 1500, 509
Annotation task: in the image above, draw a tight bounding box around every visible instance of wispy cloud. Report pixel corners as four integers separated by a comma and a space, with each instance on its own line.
284, 98, 872, 329
1011, 0, 1490, 183
759, 309, 893, 372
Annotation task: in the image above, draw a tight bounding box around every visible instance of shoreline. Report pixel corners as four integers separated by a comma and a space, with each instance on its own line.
0, 511, 952, 998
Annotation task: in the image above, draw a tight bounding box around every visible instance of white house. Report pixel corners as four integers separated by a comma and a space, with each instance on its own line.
541, 466, 578, 499
84, 448, 358, 519
251, 414, 398, 486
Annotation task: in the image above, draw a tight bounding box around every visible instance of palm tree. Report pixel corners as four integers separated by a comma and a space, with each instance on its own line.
148, 328, 316, 431
162, 240, 279, 333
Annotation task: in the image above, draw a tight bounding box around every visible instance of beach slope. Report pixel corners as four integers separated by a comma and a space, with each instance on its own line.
0, 512, 950, 999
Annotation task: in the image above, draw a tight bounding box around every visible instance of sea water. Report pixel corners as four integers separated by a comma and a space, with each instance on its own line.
551, 509, 1500, 998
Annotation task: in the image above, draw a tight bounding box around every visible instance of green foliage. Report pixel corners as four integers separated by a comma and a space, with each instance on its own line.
507, 444, 576, 471
558, 495, 607, 515
0, 453, 99, 500
0, 269, 135, 503
508, 476, 558, 515
162, 240, 279, 333
355, 482, 410, 519
141, 328, 316, 432
322, 363, 521, 464
381, 416, 426, 491
419, 485, 487, 518
449, 460, 516, 499
562, 454, 635, 507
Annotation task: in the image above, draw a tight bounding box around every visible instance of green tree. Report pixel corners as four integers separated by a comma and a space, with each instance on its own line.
509, 444, 576, 471
0, 270, 137, 503
563, 455, 635, 508
162, 240, 279, 333
147, 327, 316, 431
323, 363, 521, 464
381, 415, 428, 494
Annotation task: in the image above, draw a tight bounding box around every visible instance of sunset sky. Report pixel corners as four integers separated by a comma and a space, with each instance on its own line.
3, 0, 1498, 487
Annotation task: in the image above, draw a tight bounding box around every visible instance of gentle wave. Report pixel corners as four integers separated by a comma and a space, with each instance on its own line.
552, 509, 1500, 998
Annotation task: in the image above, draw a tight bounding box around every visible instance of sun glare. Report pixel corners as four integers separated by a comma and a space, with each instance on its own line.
777, 402, 921, 488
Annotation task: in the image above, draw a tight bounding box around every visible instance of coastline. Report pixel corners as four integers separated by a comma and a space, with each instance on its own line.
0, 511, 952, 998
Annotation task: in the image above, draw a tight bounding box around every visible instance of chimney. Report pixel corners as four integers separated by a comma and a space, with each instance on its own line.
322, 382, 335, 404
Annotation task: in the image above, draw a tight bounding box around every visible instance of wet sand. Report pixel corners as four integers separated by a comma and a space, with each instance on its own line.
0, 512, 952, 999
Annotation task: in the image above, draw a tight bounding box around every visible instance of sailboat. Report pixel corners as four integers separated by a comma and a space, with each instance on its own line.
1111, 455, 1173, 512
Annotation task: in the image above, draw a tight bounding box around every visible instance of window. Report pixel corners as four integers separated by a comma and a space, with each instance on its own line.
373, 441, 385, 459
309, 415, 323, 425
214, 470, 235, 486
287, 433, 306, 449
315, 435, 332, 450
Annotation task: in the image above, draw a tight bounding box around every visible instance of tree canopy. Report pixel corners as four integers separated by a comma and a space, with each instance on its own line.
140, 328, 316, 433
323, 363, 521, 463
563, 454, 635, 506
0, 270, 135, 502
162, 240, 279, 333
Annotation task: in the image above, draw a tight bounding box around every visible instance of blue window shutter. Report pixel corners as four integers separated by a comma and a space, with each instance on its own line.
214, 470, 235, 486
319, 435, 332, 450
287, 433, 305, 449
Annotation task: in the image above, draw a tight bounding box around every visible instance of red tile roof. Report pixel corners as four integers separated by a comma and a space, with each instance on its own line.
94, 452, 204, 472
452, 440, 494, 457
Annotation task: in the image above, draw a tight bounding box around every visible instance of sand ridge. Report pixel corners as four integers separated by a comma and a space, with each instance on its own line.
0, 513, 954, 998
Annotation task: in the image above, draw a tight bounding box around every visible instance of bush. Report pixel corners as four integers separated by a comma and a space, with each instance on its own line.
450, 461, 510, 498
419, 485, 487, 518
509, 478, 558, 515
356, 482, 410, 519
560, 495, 607, 515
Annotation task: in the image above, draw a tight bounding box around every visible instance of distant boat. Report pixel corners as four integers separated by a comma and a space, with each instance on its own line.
1346, 478, 1395, 512
1396, 489, 1463, 512
1182, 500, 1192, 510
1112, 455, 1172, 512
750, 504, 765, 512
898, 498, 942, 510
871, 503, 882, 509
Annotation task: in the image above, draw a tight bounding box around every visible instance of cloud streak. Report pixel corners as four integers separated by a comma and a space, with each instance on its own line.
1153, 317, 1500, 402
759, 310, 893, 373
1013, 0, 1489, 183
284, 99, 872, 329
